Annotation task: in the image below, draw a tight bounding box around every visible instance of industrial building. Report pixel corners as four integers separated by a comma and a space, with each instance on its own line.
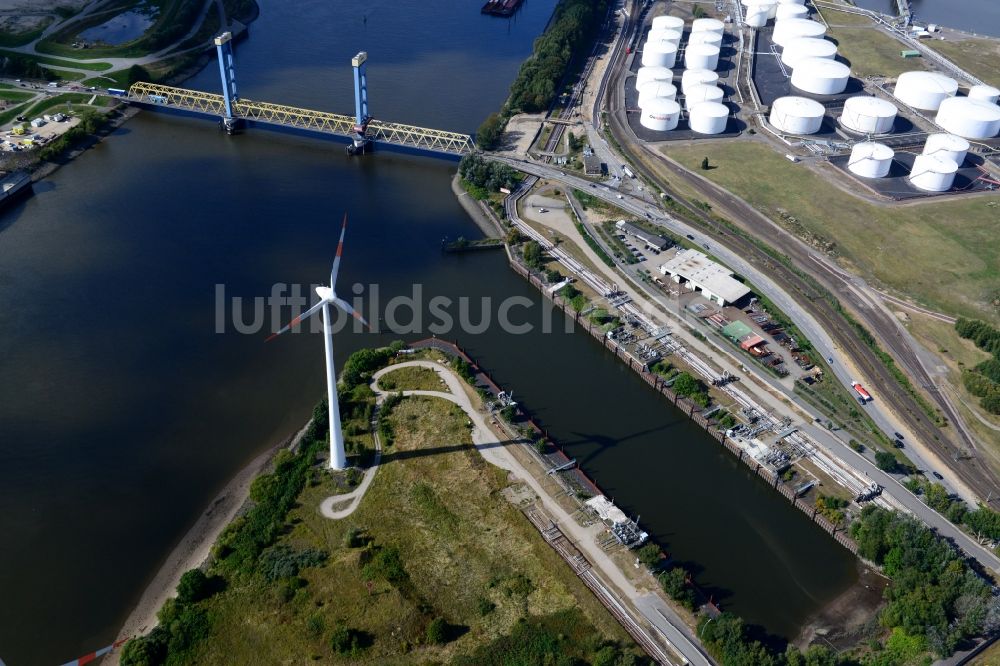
615, 220, 669, 250
658, 248, 751, 306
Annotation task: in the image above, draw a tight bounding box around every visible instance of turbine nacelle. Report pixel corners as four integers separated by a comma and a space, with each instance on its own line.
316, 285, 335, 302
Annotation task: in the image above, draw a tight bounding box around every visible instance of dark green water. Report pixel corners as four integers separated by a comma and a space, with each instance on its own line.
0, 1, 858, 663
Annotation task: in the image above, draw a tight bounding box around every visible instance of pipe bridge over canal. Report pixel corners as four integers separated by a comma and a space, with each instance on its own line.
127, 81, 476, 156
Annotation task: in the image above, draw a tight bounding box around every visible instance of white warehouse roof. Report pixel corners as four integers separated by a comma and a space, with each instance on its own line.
659, 249, 751, 305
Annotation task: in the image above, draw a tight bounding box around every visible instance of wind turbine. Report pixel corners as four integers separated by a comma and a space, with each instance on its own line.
267, 213, 368, 470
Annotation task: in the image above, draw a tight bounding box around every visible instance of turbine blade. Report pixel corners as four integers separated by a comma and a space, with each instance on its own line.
266, 300, 324, 341
330, 212, 347, 288
333, 296, 370, 331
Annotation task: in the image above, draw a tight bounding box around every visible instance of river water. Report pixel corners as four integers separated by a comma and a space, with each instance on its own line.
0, 1, 859, 663
849, 0, 1000, 37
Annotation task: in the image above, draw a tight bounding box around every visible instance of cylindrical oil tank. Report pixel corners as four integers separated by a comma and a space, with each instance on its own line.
776, 4, 809, 20
689, 101, 729, 134
635, 66, 674, 91
791, 57, 849, 95
922, 133, 970, 166
640, 97, 682, 131
769, 96, 825, 134
648, 28, 683, 44
638, 81, 678, 108
682, 69, 720, 94
968, 84, 1000, 104
909, 154, 958, 192
777, 0, 806, 5
684, 84, 724, 110
840, 96, 897, 134
685, 43, 720, 71
848, 142, 894, 178
688, 31, 724, 48
745, 4, 770, 27
780, 37, 837, 68
893, 71, 957, 111
772, 18, 826, 47
642, 38, 679, 68
691, 18, 725, 35
652, 15, 685, 32
935, 97, 1000, 139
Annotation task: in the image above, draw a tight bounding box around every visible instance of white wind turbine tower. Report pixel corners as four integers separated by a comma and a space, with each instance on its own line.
268, 213, 368, 470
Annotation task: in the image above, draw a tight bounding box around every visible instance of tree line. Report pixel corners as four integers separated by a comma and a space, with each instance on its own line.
475, 0, 609, 149
956, 318, 1000, 415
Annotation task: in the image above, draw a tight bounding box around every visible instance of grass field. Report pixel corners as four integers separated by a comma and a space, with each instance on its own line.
0, 90, 36, 104
376, 365, 447, 392
924, 37, 1000, 88
664, 142, 1000, 323
0, 20, 53, 48
823, 25, 929, 78
22, 93, 99, 119
181, 394, 639, 664
0, 49, 112, 71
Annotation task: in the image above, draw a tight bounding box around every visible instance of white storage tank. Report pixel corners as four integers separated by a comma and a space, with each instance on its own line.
652, 15, 685, 32
685, 84, 724, 110
745, 4, 770, 27
893, 71, 957, 111
777, 0, 806, 5
769, 96, 825, 134
642, 38, 679, 68
922, 133, 970, 166
691, 18, 725, 35
776, 4, 809, 20
747, 0, 780, 18
689, 101, 729, 134
791, 57, 850, 95
648, 28, 683, 44
840, 96, 898, 134
638, 81, 678, 108
772, 18, 826, 47
688, 31, 724, 48
909, 154, 958, 192
682, 69, 720, 94
685, 43, 721, 71
935, 97, 1000, 139
635, 66, 674, 91
968, 84, 1000, 104
848, 142, 894, 178
780, 37, 837, 68
640, 97, 682, 131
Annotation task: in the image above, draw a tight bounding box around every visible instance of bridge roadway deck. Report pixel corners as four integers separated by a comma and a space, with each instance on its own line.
126, 82, 475, 156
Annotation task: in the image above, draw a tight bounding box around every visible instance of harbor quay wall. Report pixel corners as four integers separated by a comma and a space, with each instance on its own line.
504, 256, 860, 555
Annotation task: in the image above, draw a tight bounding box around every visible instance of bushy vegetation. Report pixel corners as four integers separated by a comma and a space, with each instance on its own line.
522, 239, 544, 269
37, 109, 107, 162
851, 506, 999, 658
458, 153, 519, 197
575, 221, 615, 267
342, 347, 394, 390
476, 112, 506, 150
956, 318, 1000, 415
506, 0, 609, 112
558, 283, 588, 312
672, 372, 710, 408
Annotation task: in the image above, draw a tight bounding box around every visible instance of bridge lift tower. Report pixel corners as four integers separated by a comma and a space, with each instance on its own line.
347, 51, 372, 155
215, 32, 239, 134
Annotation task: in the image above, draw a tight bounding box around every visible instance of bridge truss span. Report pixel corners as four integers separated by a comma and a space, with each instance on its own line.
126, 82, 475, 156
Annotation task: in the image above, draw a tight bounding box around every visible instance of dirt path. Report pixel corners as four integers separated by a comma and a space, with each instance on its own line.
375, 360, 712, 666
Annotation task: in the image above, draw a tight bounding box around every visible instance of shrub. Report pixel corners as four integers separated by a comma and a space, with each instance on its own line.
176, 569, 210, 604
874, 450, 897, 472
426, 617, 449, 645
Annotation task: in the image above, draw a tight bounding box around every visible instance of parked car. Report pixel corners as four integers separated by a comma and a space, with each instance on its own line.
893, 432, 904, 440
932, 471, 944, 480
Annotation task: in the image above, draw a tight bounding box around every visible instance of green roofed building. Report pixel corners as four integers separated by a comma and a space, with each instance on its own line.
722, 320, 753, 342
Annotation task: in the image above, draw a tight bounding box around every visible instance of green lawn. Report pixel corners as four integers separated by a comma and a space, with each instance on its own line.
22, 93, 100, 119
0, 49, 112, 72
0, 101, 31, 127
924, 37, 1000, 88
0, 90, 36, 103
664, 142, 1000, 322
822, 25, 929, 78
172, 393, 639, 664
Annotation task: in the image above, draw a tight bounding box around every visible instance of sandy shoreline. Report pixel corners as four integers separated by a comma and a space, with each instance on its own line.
102, 421, 311, 664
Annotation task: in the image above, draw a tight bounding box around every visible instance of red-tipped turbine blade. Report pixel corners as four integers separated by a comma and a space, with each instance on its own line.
333, 297, 370, 331
330, 212, 348, 288
265, 300, 324, 341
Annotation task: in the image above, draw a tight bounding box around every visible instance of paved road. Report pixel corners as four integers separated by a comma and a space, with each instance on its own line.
490, 155, 1000, 574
